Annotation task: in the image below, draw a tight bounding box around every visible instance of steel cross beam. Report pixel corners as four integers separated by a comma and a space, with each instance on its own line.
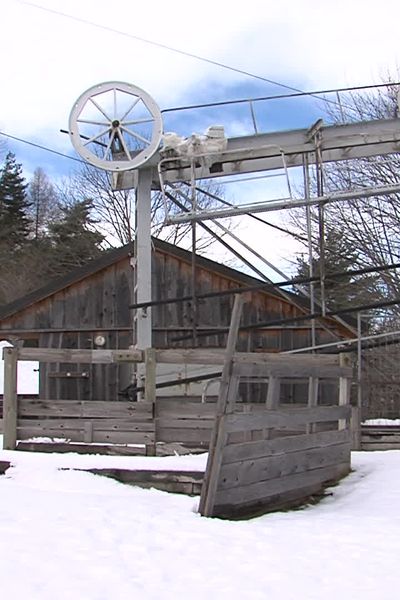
112, 117, 400, 191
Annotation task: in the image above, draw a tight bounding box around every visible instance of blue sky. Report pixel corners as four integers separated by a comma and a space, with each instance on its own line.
2, 0, 400, 275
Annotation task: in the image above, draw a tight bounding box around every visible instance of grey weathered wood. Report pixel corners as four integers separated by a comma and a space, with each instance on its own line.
144, 348, 157, 455
156, 418, 214, 430
266, 376, 281, 409
3, 346, 18, 450
155, 427, 212, 444
84, 468, 204, 496
339, 353, 352, 430
199, 294, 244, 516
218, 442, 351, 490
144, 348, 156, 405
350, 406, 361, 450
17, 348, 143, 364
18, 418, 154, 432
155, 401, 216, 419
214, 462, 350, 512
223, 428, 351, 464
232, 361, 351, 379
16, 441, 147, 456
18, 399, 153, 418
17, 427, 154, 445
307, 377, 319, 434
224, 405, 350, 433
154, 349, 344, 367
83, 421, 93, 443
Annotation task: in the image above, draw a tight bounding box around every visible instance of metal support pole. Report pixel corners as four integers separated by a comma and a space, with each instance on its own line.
134, 169, 153, 399
357, 311, 363, 410
303, 154, 316, 349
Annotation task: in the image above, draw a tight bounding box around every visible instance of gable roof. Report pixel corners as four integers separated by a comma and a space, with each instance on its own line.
0, 238, 275, 321
0, 237, 355, 335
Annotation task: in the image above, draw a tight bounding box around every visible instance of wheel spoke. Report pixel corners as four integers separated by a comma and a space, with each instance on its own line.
120, 97, 140, 122
122, 117, 155, 126
78, 118, 110, 126
116, 129, 132, 161
121, 125, 151, 146
113, 87, 117, 120
104, 130, 116, 160
82, 126, 112, 147
89, 97, 112, 121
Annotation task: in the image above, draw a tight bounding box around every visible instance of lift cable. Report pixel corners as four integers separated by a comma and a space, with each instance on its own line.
12, 1, 399, 114
129, 260, 400, 309
171, 296, 400, 342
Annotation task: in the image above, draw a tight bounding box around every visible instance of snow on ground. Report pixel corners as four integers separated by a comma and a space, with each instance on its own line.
0, 340, 38, 394
1, 435, 400, 600
363, 418, 400, 426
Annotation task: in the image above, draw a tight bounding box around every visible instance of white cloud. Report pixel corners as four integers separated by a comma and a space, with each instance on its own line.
2, 0, 400, 145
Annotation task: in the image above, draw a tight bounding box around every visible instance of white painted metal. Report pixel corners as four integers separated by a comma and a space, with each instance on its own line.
133, 169, 153, 350
112, 117, 400, 189
164, 181, 400, 224
69, 81, 163, 172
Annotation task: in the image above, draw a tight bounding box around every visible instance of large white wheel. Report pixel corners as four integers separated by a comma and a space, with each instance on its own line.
69, 81, 163, 171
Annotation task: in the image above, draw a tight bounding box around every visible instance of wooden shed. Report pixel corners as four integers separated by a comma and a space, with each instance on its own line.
0, 237, 354, 403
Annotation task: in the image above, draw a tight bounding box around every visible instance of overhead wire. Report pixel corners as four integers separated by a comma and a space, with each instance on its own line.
11, 0, 389, 114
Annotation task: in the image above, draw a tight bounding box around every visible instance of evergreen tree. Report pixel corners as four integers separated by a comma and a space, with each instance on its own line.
47, 199, 104, 276
295, 228, 379, 311
0, 152, 31, 248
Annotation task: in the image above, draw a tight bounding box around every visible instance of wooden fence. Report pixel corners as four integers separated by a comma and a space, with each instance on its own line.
199, 350, 353, 518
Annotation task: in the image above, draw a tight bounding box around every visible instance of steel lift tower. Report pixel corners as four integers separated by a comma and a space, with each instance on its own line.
69, 81, 400, 359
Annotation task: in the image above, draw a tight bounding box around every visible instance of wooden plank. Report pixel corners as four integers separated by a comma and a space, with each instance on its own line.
199, 294, 243, 517
17, 427, 154, 445
213, 462, 350, 512
144, 348, 156, 404
48, 371, 89, 379
266, 376, 281, 409
212, 468, 347, 519
156, 418, 214, 430
3, 346, 18, 450
17, 348, 143, 364
83, 421, 93, 443
85, 468, 203, 495
18, 418, 154, 432
18, 399, 153, 418
156, 427, 212, 444
225, 405, 351, 433
339, 353, 351, 430
155, 402, 216, 419
223, 429, 351, 464
232, 362, 352, 379
218, 442, 351, 490
16, 441, 147, 455
155, 349, 342, 366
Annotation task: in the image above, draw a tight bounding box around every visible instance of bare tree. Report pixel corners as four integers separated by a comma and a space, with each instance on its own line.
27, 168, 61, 239
66, 162, 233, 251
289, 80, 400, 319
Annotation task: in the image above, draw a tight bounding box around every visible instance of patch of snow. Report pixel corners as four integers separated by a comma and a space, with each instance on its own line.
1, 437, 400, 599
363, 418, 400, 426
0, 341, 39, 394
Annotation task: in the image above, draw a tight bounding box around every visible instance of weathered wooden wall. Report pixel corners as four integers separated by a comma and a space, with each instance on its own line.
0, 242, 353, 404
199, 351, 353, 519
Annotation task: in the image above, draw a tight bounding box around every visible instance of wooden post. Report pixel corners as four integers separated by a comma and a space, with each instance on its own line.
199, 294, 244, 516
3, 346, 18, 450
144, 348, 156, 456
306, 377, 319, 434
338, 353, 351, 431
265, 376, 281, 440
350, 406, 361, 450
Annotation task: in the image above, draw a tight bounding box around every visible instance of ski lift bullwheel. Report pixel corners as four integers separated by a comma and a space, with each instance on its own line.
69, 81, 163, 171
